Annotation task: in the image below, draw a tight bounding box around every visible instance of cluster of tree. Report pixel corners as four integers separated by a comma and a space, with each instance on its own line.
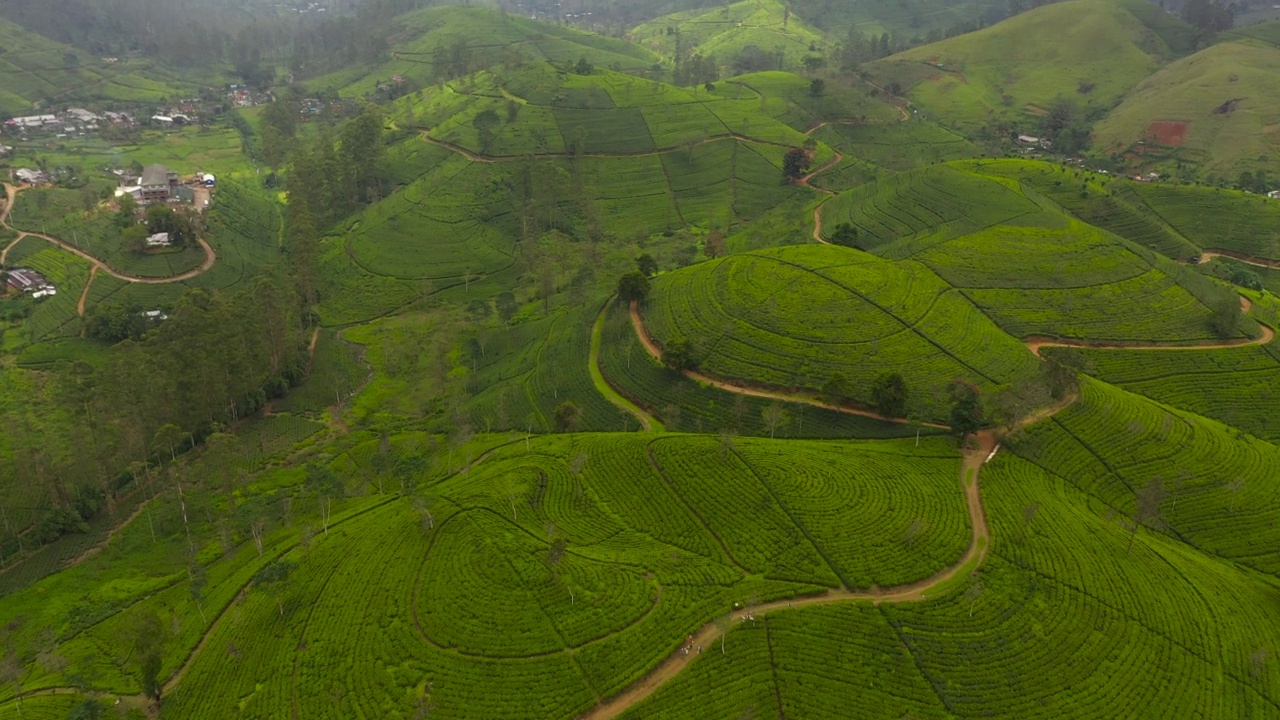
1, 279, 306, 559
1040, 96, 1095, 156
1237, 170, 1271, 195
732, 45, 787, 75
84, 301, 160, 343
121, 204, 197, 253
283, 105, 385, 229
673, 51, 717, 87
289, 0, 433, 79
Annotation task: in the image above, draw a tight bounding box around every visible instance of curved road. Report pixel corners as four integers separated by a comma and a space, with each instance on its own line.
1, 182, 217, 287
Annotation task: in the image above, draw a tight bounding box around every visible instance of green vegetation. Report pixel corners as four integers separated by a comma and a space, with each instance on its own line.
870, 0, 1187, 131
3, 2, 1280, 716
1093, 41, 1280, 177
643, 244, 1039, 422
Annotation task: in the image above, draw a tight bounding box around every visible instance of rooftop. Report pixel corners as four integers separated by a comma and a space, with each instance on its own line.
140, 163, 171, 187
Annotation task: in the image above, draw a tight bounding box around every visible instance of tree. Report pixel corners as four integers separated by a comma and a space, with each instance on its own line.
133, 610, 166, 703
661, 337, 698, 372
472, 109, 501, 153
762, 403, 789, 439
808, 77, 826, 96
963, 576, 984, 617
704, 230, 726, 259
574, 57, 594, 75
821, 373, 850, 405
948, 380, 985, 440
871, 373, 908, 418
496, 291, 518, 325
829, 222, 859, 247
305, 464, 343, 534
1042, 347, 1088, 400
617, 272, 651, 303
1209, 295, 1241, 338
782, 147, 810, 181
67, 699, 105, 720
636, 253, 658, 276
253, 560, 296, 618
553, 400, 582, 432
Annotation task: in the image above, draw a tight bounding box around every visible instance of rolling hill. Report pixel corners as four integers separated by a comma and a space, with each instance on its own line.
867, 0, 1193, 131
1092, 40, 1280, 177
628, 0, 829, 72
303, 5, 662, 98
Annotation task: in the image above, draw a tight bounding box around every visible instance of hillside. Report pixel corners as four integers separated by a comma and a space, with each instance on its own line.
303, 5, 661, 97
868, 0, 1189, 130
1092, 40, 1280, 177
0, 14, 194, 114
628, 0, 828, 72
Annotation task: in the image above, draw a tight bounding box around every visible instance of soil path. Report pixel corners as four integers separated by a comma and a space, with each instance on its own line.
1199, 249, 1280, 270
576, 431, 997, 720
1, 183, 217, 284
628, 301, 949, 430
1025, 310, 1274, 357
77, 265, 97, 317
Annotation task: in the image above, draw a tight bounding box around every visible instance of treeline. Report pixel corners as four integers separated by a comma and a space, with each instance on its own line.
3, 278, 305, 554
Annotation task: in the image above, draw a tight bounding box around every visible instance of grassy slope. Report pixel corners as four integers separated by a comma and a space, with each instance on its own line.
869, 0, 1180, 130
628, 0, 828, 69
1093, 40, 1280, 177
0, 14, 193, 114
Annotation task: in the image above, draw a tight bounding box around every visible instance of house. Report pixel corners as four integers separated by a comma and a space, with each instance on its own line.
141, 310, 168, 321
0, 145, 11, 157
6, 114, 56, 129
146, 232, 172, 247
1017, 135, 1041, 145
139, 164, 179, 204
151, 115, 174, 126
6, 267, 54, 295
66, 108, 100, 123
1268, 190, 1280, 200
201, 173, 216, 187
14, 168, 49, 185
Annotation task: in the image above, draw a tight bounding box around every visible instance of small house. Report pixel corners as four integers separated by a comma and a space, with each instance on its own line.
14, 168, 49, 185
146, 232, 172, 247
1017, 135, 1041, 145
141, 310, 168, 321
1268, 190, 1280, 200
201, 173, 216, 187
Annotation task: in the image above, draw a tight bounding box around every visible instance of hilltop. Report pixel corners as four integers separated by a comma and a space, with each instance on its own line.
628, 0, 829, 73
303, 5, 661, 98
1092, 40, 1280, 177
868, 0, 1193, 131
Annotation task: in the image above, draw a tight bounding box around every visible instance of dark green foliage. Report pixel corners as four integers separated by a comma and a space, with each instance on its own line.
66, 699, 105, 720
1209, 295, 1241, 338
870, 372, 908, 418
948, 380, 985, 437
828, 222, 858, 247
617, 272, 652, 303
553, 400, 583, 431
661, 337, 699, 372
782, 147, 810, 180
144, 204, 195, 248
636, 254, 659, 277
822, 373, 850, 404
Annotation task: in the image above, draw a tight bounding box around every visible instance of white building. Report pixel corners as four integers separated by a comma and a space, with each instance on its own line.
14, 168, 49, 185
146, 232, 172, 247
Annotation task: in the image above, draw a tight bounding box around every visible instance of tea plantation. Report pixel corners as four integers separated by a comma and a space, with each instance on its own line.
4, 0, 1280, 715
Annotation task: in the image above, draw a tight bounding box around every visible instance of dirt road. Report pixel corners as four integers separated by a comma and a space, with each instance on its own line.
576, 431, 997, 720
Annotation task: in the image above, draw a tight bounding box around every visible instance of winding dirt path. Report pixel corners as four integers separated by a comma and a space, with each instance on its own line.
628, 300, 949, 430
1025, 309, 1274, 357
1199, 249, 1280, 270
1, 183, 217, 285
76, 265, 97, 317
576, 431, 997, 720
